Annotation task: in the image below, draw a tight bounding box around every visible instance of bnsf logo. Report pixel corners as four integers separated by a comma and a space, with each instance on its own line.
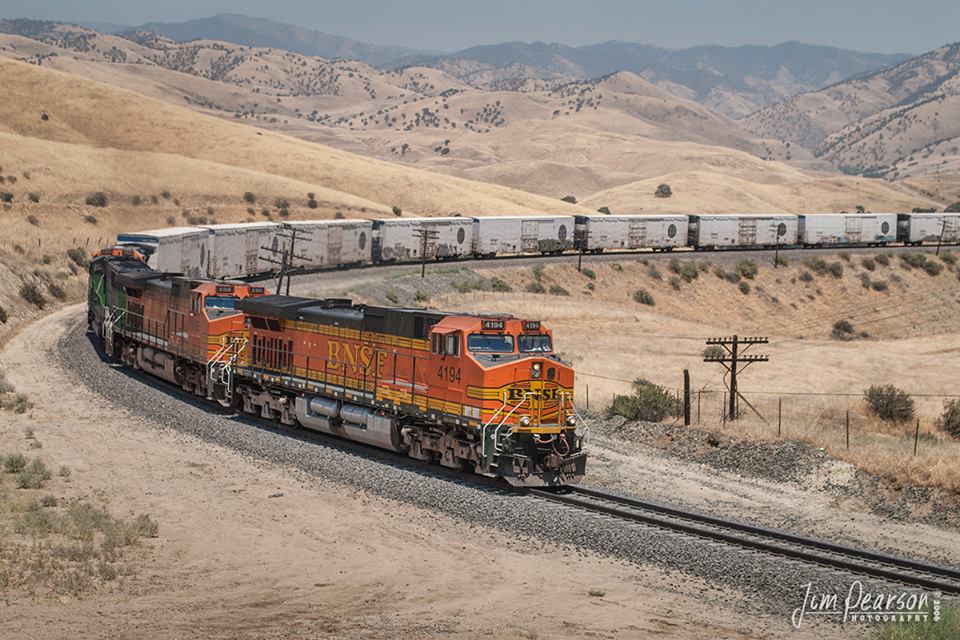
507, 386, 561, 403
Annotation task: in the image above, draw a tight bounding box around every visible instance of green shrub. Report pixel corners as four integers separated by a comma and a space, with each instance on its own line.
937, 399, 960, 439
646, 264, 662, 280
132, 514, 159, 538
832, 319, 856, 340
131, 195, 142, 206
83, 214, 97, 224
40, 495, 58, 507
806, 257, 843, 278
703, 345, 725, 359
17, 459, 51, 489
532, 265, 544, 281
85, 192, 108, 207
526, 281, 546, 294
875, 254, 890, 266
28, 192, 40, 203
864, 385, 915, 423
670, 260, 700, 283
19, 282, 47, 309
838, 251, 851, 262
669, 276, 682, 290
734, 260, 758, 280
561, 195, 577, 204
799, 271, 814, 283
900, 253, 943, 275
243, 191, 256, 204
774, 255, 789, 267
488, 277, 512, 292
606, 378, 678, 422
581, 268, 596, 280
392, 205, 402, 216
66, 248, 89, 268
48, 283, 67, 301
548, 284, 570, 296
940, 251, 957, 266
870, 280, 889, 292
0, 192, 13, 203
714, 267, 740, 283
861, 257, 876, 271
0, 305, 7, 324
4, 452, 27, 473
633, 289, 655, 306
738, 281, 750, 295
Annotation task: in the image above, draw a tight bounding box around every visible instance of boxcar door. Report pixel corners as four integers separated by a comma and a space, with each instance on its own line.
738, 218, 757, 245
328, 225, 343, 266
628, 220, 646, 249
521, 220, 539, 253
845, 217, 863, 243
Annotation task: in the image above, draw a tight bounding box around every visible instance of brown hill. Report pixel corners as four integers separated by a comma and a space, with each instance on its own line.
742, 43, 960, 190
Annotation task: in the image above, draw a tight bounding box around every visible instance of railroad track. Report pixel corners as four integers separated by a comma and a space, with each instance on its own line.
529, 485, 960, 595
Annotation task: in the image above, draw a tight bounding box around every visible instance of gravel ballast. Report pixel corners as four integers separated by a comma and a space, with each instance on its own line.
58, 315, 903, 618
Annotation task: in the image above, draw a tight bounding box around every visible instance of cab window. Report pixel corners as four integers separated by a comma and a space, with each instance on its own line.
431, 333, 461, 357
467, 334, 515, 353
204, 295, 240, 319
518, 334, 552, 353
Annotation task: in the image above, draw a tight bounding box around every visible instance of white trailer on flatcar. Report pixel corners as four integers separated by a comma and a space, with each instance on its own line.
372, 217, 472, 262
899, 213, 960, 245
202, 222, 280, 278
282, 220, 374, 268
798, 214, 896, 246
574, 214, 688, 253
472, 216, 575, 256
688, 214, 798, 249
116, 227, 209, 278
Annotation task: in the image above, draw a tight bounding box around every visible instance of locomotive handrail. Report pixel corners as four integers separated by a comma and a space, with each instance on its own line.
481, 392, 533, 459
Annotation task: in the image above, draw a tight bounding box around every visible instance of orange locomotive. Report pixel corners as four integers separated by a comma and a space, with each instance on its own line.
88, 251, 587, 486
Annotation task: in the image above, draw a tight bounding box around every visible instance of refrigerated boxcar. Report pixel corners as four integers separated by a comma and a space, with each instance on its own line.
282, 220, 374, 269
472, 216, 574, 257
688, 214, 798, 249
898, 213, 960, 245
798, 214, 896, 246
116, 227, 209, 278
373, 217, 472, 261
203, 222, 279, 278
575, 214, 688, 253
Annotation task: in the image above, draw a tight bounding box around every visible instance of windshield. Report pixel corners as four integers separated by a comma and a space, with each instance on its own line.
468, 333, 515, 353
518, 334, 552, 353
205, 296, 240, 318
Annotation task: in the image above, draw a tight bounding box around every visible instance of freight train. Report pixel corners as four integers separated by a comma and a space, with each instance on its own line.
87, 246, 587, 487
116, 212, 960, 279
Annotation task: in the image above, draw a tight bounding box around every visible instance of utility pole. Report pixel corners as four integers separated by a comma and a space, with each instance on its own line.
937, 218, 946, 256
704, 335, 769, 421
413, 226, 440, 278
260, 224, 312, 294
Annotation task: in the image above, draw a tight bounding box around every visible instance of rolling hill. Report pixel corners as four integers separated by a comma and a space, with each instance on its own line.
743, 42, 960, 190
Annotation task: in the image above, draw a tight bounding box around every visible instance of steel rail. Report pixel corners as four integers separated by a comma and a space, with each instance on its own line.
529, 486, 960, 595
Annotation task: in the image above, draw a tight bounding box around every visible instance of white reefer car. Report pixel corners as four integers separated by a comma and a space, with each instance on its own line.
898, 213, 960, 245
373, 217, 473, 261
798, 214, 897, 246
115, 227, 209, 278
574, 214, 688, 253
689, 214, 799, 249
472, 216, 575, 256
202, 222, 280, 278
281, 220, 374, 268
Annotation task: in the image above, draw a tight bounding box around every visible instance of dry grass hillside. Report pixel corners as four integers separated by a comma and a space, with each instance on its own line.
0, 22, 942, 210
743, 43, 960, 192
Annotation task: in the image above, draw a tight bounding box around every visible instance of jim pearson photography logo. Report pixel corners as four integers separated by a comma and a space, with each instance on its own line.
792, 581, 941, 629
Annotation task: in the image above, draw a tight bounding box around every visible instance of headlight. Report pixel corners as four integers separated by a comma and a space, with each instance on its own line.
566, 415, 576, 427
532, 363, 542, 378
519, 416, 531, 427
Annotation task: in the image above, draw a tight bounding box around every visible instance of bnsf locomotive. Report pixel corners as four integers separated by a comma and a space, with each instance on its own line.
87, 247, 586, 486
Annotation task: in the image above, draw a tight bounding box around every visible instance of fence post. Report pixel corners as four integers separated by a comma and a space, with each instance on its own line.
697, 389, 701, 424
683, 369, 691, 426
845, 410, 850, 449
778, 397, 782, 438
722, 393, 726, 429
586, 385, 590, 412
914, 420, 920, 457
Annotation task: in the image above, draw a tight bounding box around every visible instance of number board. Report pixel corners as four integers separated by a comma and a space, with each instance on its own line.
523, 321, 541, 331
216, 285, 234, 294
482, 320, 505, 330
249, 287, 265, 294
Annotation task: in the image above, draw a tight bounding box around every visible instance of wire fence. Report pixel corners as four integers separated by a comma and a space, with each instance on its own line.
574, 370, 960, 468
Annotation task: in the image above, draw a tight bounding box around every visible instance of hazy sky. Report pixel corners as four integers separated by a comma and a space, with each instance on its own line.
1, 0, 956, 54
